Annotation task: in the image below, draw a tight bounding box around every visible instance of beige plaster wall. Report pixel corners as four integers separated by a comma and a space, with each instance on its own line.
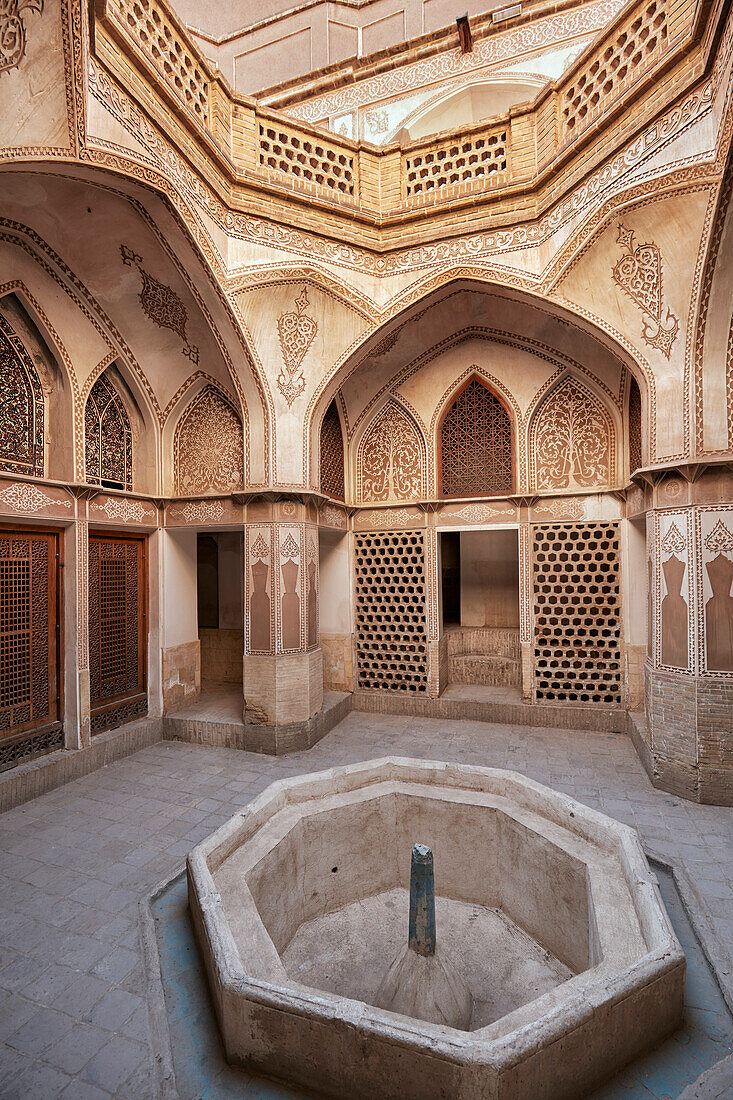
319, 529, 353, 690
460, 530, 520, 629
163, 529, 198, 648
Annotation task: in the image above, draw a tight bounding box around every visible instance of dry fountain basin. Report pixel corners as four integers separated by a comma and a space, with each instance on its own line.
187, 758, 684, 1100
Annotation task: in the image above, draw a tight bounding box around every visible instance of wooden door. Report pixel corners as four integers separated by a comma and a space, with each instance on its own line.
0, 529, 62, 770
89, 534, 147, 734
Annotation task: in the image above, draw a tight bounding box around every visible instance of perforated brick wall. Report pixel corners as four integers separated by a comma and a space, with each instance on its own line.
354, 531, 428, 692
533, 522, 622, 705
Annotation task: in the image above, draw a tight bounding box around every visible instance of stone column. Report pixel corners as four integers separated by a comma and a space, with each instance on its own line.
244, 502, 323, 751
642, 473, 733, 805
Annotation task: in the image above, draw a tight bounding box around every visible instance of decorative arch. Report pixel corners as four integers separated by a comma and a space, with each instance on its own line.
628, 373, 642, 473
530, 375, 616, 491
357, 399, 426, 503
438, 375, 513, 496
174, 384, 243, 495
0, 311, 44, 477
320, 398, 344, 501
85, 372, 133, 490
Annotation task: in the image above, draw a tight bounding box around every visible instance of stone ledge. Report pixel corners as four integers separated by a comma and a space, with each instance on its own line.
0, 718, 163, 813
354, 691, 625, 732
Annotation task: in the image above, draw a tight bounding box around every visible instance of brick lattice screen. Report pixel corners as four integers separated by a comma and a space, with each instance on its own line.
320, 399, 345, 500
533, 522, 622, 705
440, 378, 512, 496
354, 531, 428, 692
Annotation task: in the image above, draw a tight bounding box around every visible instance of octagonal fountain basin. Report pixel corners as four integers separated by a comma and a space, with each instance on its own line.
187, 758, 684, 1100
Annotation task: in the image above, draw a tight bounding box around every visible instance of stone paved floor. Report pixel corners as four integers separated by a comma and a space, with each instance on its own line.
0, 711, 732, 1098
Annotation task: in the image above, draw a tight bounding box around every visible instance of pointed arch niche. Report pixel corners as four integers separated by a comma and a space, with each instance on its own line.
320, 398, 344, 501
439, 375, 513, 497
530, 375, 616, 492
0, 311, 44, 478
174, 384, 244, 495
85, 370, 134, 491
357, 399, 426, 503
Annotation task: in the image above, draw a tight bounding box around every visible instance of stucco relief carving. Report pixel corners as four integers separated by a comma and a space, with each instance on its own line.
443, 503, 515, 521
0, 483, 70, 512
96, 497, 154, 523
535, 498, 585, 520
612, 225, 679, 358
366, 110, 389, 135
0, 0, 43, 75
174, 385, 243, 495
248, 528, 272, 654
658, 518, 689, 670
703, 518, 733, 672
120, 245, 199, 364
359, 401, 424, 503
277, 288, 316, 406
175, 500, 225, 523
532, 377, 612, 491
661, 522, 686, 554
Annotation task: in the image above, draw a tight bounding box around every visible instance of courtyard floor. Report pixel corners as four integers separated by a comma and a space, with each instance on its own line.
0, 711, 732, 1098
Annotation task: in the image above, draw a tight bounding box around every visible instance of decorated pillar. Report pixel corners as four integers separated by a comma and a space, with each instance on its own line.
644, 471, 733, 804
244, 501, 322, 744
64, 509, 91, 749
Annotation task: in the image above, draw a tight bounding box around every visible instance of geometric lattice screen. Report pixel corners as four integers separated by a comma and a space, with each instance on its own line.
85, 373, 133, 491
0, 313, 44, 478
354, 531, 428, 693
320, 398, 344, 501
0, 531, 62, 772
89, 535, 147, 735
533, 522, 622, 705
440, 378, 512, 497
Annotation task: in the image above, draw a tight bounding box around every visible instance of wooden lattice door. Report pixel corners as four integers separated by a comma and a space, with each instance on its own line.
89, 534, 147, 734
0, 530, 62, 771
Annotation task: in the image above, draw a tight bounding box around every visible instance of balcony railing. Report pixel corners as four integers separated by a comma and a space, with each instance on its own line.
94, 0, 707, 221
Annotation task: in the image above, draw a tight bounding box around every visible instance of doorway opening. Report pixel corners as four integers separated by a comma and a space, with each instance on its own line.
197, 533, 243, 690
440, 529, 520, 693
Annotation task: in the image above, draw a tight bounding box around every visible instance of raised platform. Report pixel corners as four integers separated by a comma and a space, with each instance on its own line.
164, 683, 351, 754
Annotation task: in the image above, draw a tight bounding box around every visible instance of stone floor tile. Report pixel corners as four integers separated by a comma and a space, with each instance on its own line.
0, 953, 50, 994
21, 962, 80, 1005
42, 1020, 110, 1074
0, 1043, 30, 1090
89, 945, 140, 983
1, 1056, 73, 1100
6, 1005, 75, 1056
59, 1079, 113, 1100
51, 972, 110, 1017
80, 1034, 148, 1092
85, 988, 143, 1031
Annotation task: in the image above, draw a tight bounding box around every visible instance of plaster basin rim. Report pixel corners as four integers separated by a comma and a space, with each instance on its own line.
187, 756, 684, 1094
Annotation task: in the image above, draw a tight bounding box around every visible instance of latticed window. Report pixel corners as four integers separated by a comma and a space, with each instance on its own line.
0, 313, 44, 478
629, 376, 642, 474
440, 378, 512, 496
320, 399, 344, 501
85, 373, 133, 490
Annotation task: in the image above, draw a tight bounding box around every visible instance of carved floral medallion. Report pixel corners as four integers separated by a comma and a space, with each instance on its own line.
277, 288, 317, 406
612, 224, 679, 358
121, 245, 199, 364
